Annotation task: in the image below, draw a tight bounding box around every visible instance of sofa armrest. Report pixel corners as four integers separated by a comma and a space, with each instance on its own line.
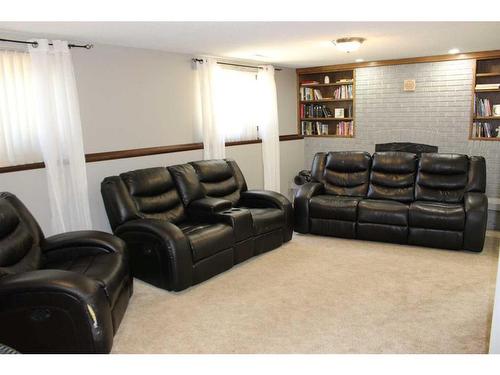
114, 219, 193, 291
42, 230, 125, 255
239, 190, 293, 241
293, 182, 325, 233
463, 192, 488, 252
187, 197, 232, 219
0, 269, 113, 353
41, 230, 127, 267
240, 190, 291, 209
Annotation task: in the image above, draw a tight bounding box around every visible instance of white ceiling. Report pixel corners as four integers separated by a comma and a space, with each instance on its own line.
0, 22, 499, 67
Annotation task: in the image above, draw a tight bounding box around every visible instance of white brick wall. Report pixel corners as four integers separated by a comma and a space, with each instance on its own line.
304, 59, 500, 198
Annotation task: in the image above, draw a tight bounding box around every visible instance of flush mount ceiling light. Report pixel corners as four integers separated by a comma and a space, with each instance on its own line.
448, 48, 460, 54
333, 37, 366, 53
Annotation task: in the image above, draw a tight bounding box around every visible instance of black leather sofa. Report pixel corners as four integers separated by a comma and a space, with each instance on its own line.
295, 151, 488, 252
101, 159, 293, 292
0, 192, 132, 353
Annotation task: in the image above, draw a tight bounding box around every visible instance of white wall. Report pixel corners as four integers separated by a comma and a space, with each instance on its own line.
0, 42, 302, 234
490, 246, 500, 353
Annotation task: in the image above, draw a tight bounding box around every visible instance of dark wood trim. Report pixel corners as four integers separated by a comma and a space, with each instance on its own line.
0, 162, 46, 173
226, 139, 261, 147
296, 50, 500, 74
85, 142, 204, 163
279, 134, 304, 141
0, 134, 303, 174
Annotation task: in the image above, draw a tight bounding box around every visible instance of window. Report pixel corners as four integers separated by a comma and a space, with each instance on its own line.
0, 49, 41, 167
214, 66, 260, 142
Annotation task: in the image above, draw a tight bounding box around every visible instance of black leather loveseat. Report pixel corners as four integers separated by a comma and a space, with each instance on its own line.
0, 192, 132, 353
101, 159, 293, 292
295, 151, 488, 252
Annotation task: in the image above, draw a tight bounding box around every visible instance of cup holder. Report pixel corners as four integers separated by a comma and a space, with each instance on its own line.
222, 208, 241, 214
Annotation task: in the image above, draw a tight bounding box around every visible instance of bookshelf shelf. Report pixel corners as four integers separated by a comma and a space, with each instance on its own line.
476, 73, 500, 77
300, 98, 353, 103
297, 68, 356, 137
301, 82, 353, 87
470, 57, 500, 141
474, 116, 500, 120
475, 89, 500, 93
470, 137, 500, 141
304, 134, 354, 138
301, 117, 353, 121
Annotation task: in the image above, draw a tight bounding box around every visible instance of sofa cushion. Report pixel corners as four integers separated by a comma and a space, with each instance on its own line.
190, 160, 241, 204
120, 167, 187, 224
358, 199, 409, 226
367, 152, 418, 202
179, 223, 234, 262
45, 252, 128, 307
247, 208, 284, 235
415, 154, 468, 203
309, 195, 361, 221
409, 201, 465, 231
322, 151, 371, 197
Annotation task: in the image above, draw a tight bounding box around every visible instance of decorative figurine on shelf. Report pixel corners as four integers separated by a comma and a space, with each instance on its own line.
324, 75, 330, 84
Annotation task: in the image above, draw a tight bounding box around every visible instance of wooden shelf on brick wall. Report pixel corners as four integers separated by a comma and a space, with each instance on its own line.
297, 68, 356, 138
304, 134, 354, 138
470, 57, 500, 141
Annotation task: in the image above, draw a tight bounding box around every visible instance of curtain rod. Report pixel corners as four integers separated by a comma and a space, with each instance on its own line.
192, 58, 282, 71
0, 37, 93, 49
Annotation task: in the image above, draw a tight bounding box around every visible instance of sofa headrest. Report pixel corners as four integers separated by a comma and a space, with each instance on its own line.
120, 167, 175, 196
418, 153, 468, 175
325, 151, 371, 172
372, 152, 418, 174
190, 160, 233, 183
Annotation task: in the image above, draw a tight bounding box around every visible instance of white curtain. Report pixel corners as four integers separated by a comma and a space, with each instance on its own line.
196, 57, 225, 159
28, 40, 92, 234
257, 65, 280, 192
0, 49, 41, 166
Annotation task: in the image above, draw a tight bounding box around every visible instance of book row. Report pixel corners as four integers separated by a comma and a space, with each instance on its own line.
299, 84, 353, 101
301, 121, 354, 137
472, 122, 500, 138
474, 97, 498, 117
300, 104, 353, 119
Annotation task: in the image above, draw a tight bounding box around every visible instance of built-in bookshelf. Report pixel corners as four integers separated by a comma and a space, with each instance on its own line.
471, 58, 500, 141
297, 69, 355, 138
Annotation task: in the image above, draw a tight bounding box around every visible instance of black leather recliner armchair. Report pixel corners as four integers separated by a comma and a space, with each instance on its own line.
0, 192, 132, 353
101, 159, 293, 292
295, 151, 488, 252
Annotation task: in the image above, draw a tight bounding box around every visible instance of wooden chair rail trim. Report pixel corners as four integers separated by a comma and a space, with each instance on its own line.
0, 134, 304, 173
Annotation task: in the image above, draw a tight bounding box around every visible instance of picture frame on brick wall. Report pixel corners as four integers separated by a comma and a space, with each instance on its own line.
403, 79, 416, 92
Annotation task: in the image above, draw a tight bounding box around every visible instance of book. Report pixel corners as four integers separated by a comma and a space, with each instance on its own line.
333, 84, 353, 99
313, 89, 323, 100
475, 97, 493, 117
301, 104, 333, 119
335, 121, 354, 136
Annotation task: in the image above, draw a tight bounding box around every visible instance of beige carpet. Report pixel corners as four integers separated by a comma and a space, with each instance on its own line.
112, 233, 500, 354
